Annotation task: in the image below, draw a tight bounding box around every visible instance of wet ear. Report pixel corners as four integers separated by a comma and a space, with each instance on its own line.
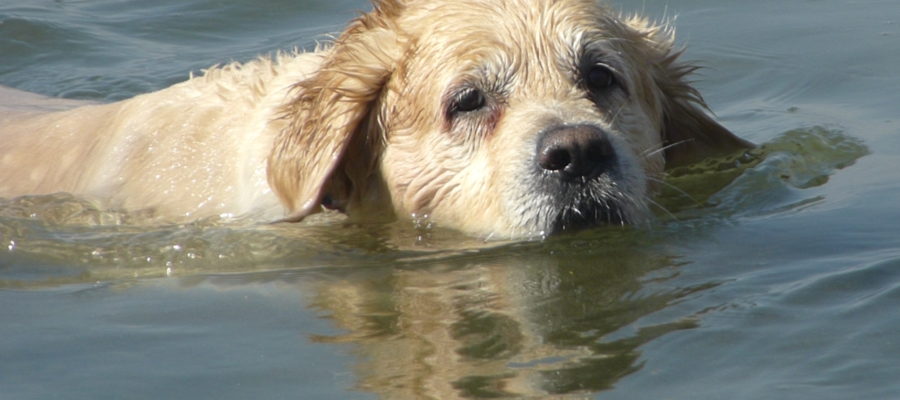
623, 16, 752, 167
267, 1, 405, 221
656, 64, 752, 167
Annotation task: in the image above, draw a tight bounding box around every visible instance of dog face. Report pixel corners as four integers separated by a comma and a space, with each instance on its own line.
268, 0, 749, 238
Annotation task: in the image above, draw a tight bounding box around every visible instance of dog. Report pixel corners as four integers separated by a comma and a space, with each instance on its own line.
0, 0, 750, 239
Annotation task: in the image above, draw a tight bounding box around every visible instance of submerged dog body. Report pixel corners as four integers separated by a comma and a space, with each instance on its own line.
0, 0, 749, 238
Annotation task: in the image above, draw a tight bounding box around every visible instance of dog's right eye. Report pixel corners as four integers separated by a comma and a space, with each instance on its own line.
450, 88, 486, 114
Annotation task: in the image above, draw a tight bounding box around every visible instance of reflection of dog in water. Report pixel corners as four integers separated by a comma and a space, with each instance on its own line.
0, 0, 749, 238
304, 241, 690, 398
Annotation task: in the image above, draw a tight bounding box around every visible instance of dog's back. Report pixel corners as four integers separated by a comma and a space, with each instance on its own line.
0, 89, 116, 196
0, 53, 323, 221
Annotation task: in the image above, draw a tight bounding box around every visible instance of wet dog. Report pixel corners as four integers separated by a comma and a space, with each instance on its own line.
0, 0, 750, 238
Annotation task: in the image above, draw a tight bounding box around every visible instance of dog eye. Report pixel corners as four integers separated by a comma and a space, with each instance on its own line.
584, 64, 616, 92
451, 88, 486, 114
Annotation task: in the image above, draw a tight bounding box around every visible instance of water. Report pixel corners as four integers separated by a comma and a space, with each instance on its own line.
2, 0, 899, 399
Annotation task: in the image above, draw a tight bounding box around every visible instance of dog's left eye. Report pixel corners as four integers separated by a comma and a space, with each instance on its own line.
584, 64, 616, 92
450, 88, 486, 114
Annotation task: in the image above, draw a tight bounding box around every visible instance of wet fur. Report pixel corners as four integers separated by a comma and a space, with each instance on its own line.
0, 0, 749, 238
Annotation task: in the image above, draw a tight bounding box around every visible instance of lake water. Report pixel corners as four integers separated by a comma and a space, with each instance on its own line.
2, 0, 899, 399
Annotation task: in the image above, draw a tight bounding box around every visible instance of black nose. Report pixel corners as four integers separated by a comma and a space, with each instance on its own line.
537, 125, 616, 180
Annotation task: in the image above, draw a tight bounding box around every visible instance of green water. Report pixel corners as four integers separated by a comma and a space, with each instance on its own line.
2, 0, 900, 399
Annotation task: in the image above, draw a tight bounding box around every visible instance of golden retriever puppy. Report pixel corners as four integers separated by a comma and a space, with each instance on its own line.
0, 0, 749, 238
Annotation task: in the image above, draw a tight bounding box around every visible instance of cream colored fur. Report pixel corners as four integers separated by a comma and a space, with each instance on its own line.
0, 0, 749, 237
1, 53, 324, 220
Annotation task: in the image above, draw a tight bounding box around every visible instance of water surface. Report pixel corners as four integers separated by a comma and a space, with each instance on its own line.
2, 0, 900, 399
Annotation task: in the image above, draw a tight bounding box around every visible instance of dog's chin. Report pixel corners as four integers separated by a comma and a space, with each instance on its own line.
514, 174, 647, 238
548, 186, 639, 234
502, 179, 648, 238
550, 199, 628, 233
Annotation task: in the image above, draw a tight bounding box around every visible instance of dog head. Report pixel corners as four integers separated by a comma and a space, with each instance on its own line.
268, 0, 750, 238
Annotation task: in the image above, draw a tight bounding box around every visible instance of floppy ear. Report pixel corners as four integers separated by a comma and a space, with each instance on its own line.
624, 16, 752, 167
655, 56, 752, 167
267, 1, 406, 221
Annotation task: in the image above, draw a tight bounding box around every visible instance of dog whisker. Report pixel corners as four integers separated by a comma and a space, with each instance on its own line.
646, 196, 679, 221
641, 139, 695, 159
646, 176, 701, 207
